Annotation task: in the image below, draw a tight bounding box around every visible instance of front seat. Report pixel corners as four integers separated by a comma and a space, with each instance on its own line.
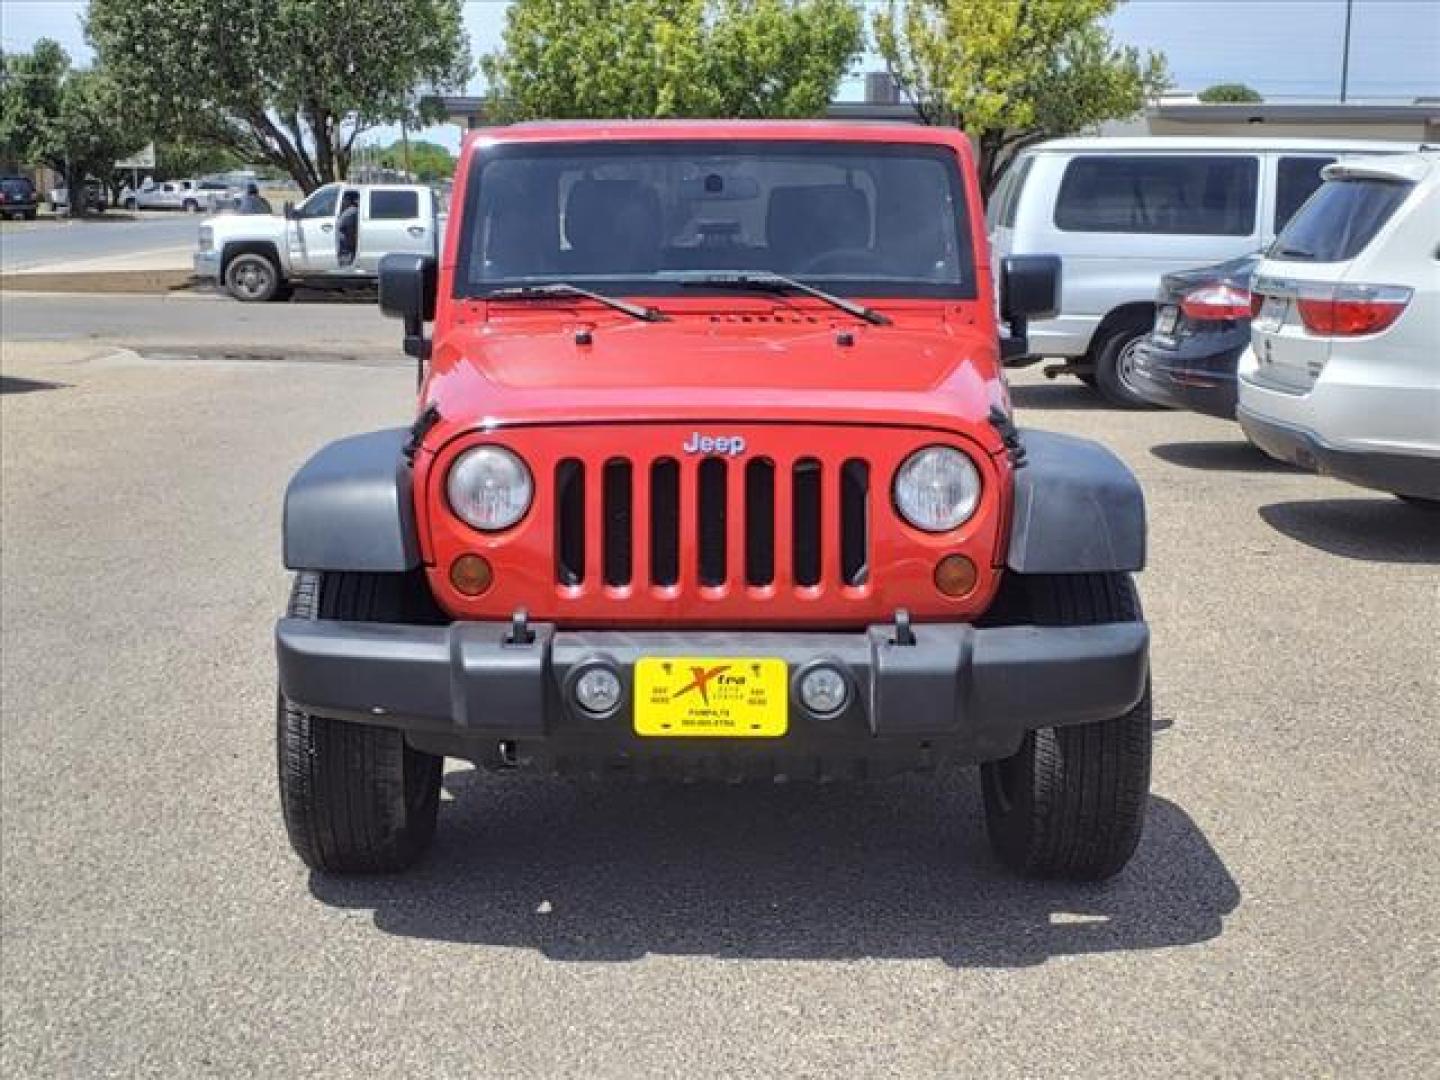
765, 184, 870, 271
563, 180, 663, 274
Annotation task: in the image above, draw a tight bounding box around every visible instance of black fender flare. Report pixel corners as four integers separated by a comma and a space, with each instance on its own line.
1006, 430, 1146, 573
282, 429, 420, 572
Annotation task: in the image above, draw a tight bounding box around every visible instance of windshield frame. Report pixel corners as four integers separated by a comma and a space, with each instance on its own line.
452, 139, 979, 303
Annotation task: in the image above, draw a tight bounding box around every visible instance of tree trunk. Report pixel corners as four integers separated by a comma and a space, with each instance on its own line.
62, 163, 84, 219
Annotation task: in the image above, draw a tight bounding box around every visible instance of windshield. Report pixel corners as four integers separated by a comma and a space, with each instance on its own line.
456, 140, 976, 300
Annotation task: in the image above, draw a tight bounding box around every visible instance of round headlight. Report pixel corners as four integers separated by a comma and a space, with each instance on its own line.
893, 446, 981, 532
446, 446, 533, 531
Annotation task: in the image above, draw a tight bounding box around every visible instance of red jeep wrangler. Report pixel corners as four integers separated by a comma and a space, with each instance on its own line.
276, 122, 1151, 881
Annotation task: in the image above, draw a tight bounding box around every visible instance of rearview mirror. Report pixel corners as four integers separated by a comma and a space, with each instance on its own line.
379, 253, 438, 372
999, 254, 1061, 361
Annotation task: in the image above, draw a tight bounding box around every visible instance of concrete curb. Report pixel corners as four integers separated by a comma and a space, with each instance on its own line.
0, 270, 195, 295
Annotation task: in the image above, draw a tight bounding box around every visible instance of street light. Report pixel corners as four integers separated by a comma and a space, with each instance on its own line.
1340, 0, 1354, 103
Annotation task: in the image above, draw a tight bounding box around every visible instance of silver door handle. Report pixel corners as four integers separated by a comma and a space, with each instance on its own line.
407, 226, 425, 238
320, 223, 333, 233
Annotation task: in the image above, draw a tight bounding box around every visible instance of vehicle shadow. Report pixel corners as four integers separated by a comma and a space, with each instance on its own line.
1007, 380, 1108, 412
0, 375, 68, 395
1151, 440, 1302, 473
309, 772, 1238, 967
288, 287, 378, 305
1259, 498, 1440, 564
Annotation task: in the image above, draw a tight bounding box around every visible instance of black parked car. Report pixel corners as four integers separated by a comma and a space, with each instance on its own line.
0, 176, 39, 220
1130, 253, 1261, 420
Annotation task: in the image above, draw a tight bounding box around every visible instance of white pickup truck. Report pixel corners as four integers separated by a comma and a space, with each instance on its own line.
193, 182, 439, 301
121, 179, 229, 212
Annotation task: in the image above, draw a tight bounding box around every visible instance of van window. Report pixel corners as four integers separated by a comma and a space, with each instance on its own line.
1269, 177, 1413, 263
369, 190, 419, 220
1055, 155, 1258, 236
1274, 156, 1335, 232
987, 155, 1033, 231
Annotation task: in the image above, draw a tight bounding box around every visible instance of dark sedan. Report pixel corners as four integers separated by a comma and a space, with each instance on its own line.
1130, 253, 1261, 420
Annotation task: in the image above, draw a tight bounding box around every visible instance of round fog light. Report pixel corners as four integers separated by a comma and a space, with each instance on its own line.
934, 554, 977, 598
450, 554, 493, 596
799, 665, 849, 717
574, 667, 623, 716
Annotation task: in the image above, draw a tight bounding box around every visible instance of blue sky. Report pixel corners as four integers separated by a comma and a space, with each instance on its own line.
4, 0, 1438, 153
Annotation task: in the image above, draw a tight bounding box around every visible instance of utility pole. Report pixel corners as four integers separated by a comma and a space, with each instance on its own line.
1339, 0, 1354, 103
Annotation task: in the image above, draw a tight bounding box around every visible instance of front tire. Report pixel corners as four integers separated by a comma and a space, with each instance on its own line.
981, 573, 1152, 881
1093, 318, 1158, 409
225, 252, 281, 302
277, 571, 443, 874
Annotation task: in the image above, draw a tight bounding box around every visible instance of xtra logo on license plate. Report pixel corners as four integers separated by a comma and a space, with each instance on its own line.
634, 657, 789, 737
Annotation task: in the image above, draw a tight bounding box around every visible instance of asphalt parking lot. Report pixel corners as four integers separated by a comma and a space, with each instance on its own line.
2, 295, 1436, 1078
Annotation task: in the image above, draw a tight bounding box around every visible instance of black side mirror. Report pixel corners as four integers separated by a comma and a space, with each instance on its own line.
379, 253, 438, 374
999, 254, 1061, 361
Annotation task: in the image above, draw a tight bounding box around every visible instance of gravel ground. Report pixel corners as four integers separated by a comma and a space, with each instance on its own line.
2, 307, 1436, 1078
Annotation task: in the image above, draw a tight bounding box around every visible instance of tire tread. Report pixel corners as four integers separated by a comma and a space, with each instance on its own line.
981, 572, 1151, 880
277, 571, 441, 873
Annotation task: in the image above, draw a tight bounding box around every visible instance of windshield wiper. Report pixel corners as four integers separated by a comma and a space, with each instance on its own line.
666, 271, 891, 326
487, 283, 667, 322
1274, 245, 1316, 260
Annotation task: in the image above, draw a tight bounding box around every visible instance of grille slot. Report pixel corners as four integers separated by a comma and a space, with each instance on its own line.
602, 459, 632, 587
697, 458, 728, 586
745, 459, 775, 586
649, 458, 680, 587
552, 447, 874, 596
792, 458, 822, 587
840, 459, 869, 586
555, 459, 585, 586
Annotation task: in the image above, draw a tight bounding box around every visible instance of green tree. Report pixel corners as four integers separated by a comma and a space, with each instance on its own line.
1199, 82, 1263, 104
87, 0, 471, 192
873, 0, 1170, 196
481, 0, 864, 120
367, 139, 455, 182
155, 141, 245, 181
0, 40, 145, 215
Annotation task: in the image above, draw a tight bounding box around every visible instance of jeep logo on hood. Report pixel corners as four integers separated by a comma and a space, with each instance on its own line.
683, 432, 747, 456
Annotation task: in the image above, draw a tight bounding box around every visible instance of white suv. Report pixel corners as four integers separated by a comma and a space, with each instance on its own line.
1238, 152, 1440, 506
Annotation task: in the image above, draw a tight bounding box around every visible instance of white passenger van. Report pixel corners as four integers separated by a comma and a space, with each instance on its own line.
988, 137, 1413, 406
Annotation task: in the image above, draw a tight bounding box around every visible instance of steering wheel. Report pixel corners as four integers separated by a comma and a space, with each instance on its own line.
795, 248, 886, 275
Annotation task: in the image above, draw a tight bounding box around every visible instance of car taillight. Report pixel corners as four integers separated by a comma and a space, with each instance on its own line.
1250, 292, 1265, 318
1179, 283, 1252, 322
1296, 285, 1412, 336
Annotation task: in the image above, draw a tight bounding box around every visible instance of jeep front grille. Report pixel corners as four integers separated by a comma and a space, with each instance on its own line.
554, 454, 871, 593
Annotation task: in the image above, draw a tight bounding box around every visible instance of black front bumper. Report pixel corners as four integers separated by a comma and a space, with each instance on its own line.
1238, 407, 1440, 501
1130, 338, 1242, 420
276, 618, 1149, 770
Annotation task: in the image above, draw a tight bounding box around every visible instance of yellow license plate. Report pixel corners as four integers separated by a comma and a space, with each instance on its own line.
634, 657, 788, 738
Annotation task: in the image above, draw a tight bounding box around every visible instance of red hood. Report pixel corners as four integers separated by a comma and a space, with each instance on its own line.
422, 301, 1010, 455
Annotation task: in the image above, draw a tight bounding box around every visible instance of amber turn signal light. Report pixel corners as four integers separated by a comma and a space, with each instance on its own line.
934, 554, 977, 598
450, 554, 493, 596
